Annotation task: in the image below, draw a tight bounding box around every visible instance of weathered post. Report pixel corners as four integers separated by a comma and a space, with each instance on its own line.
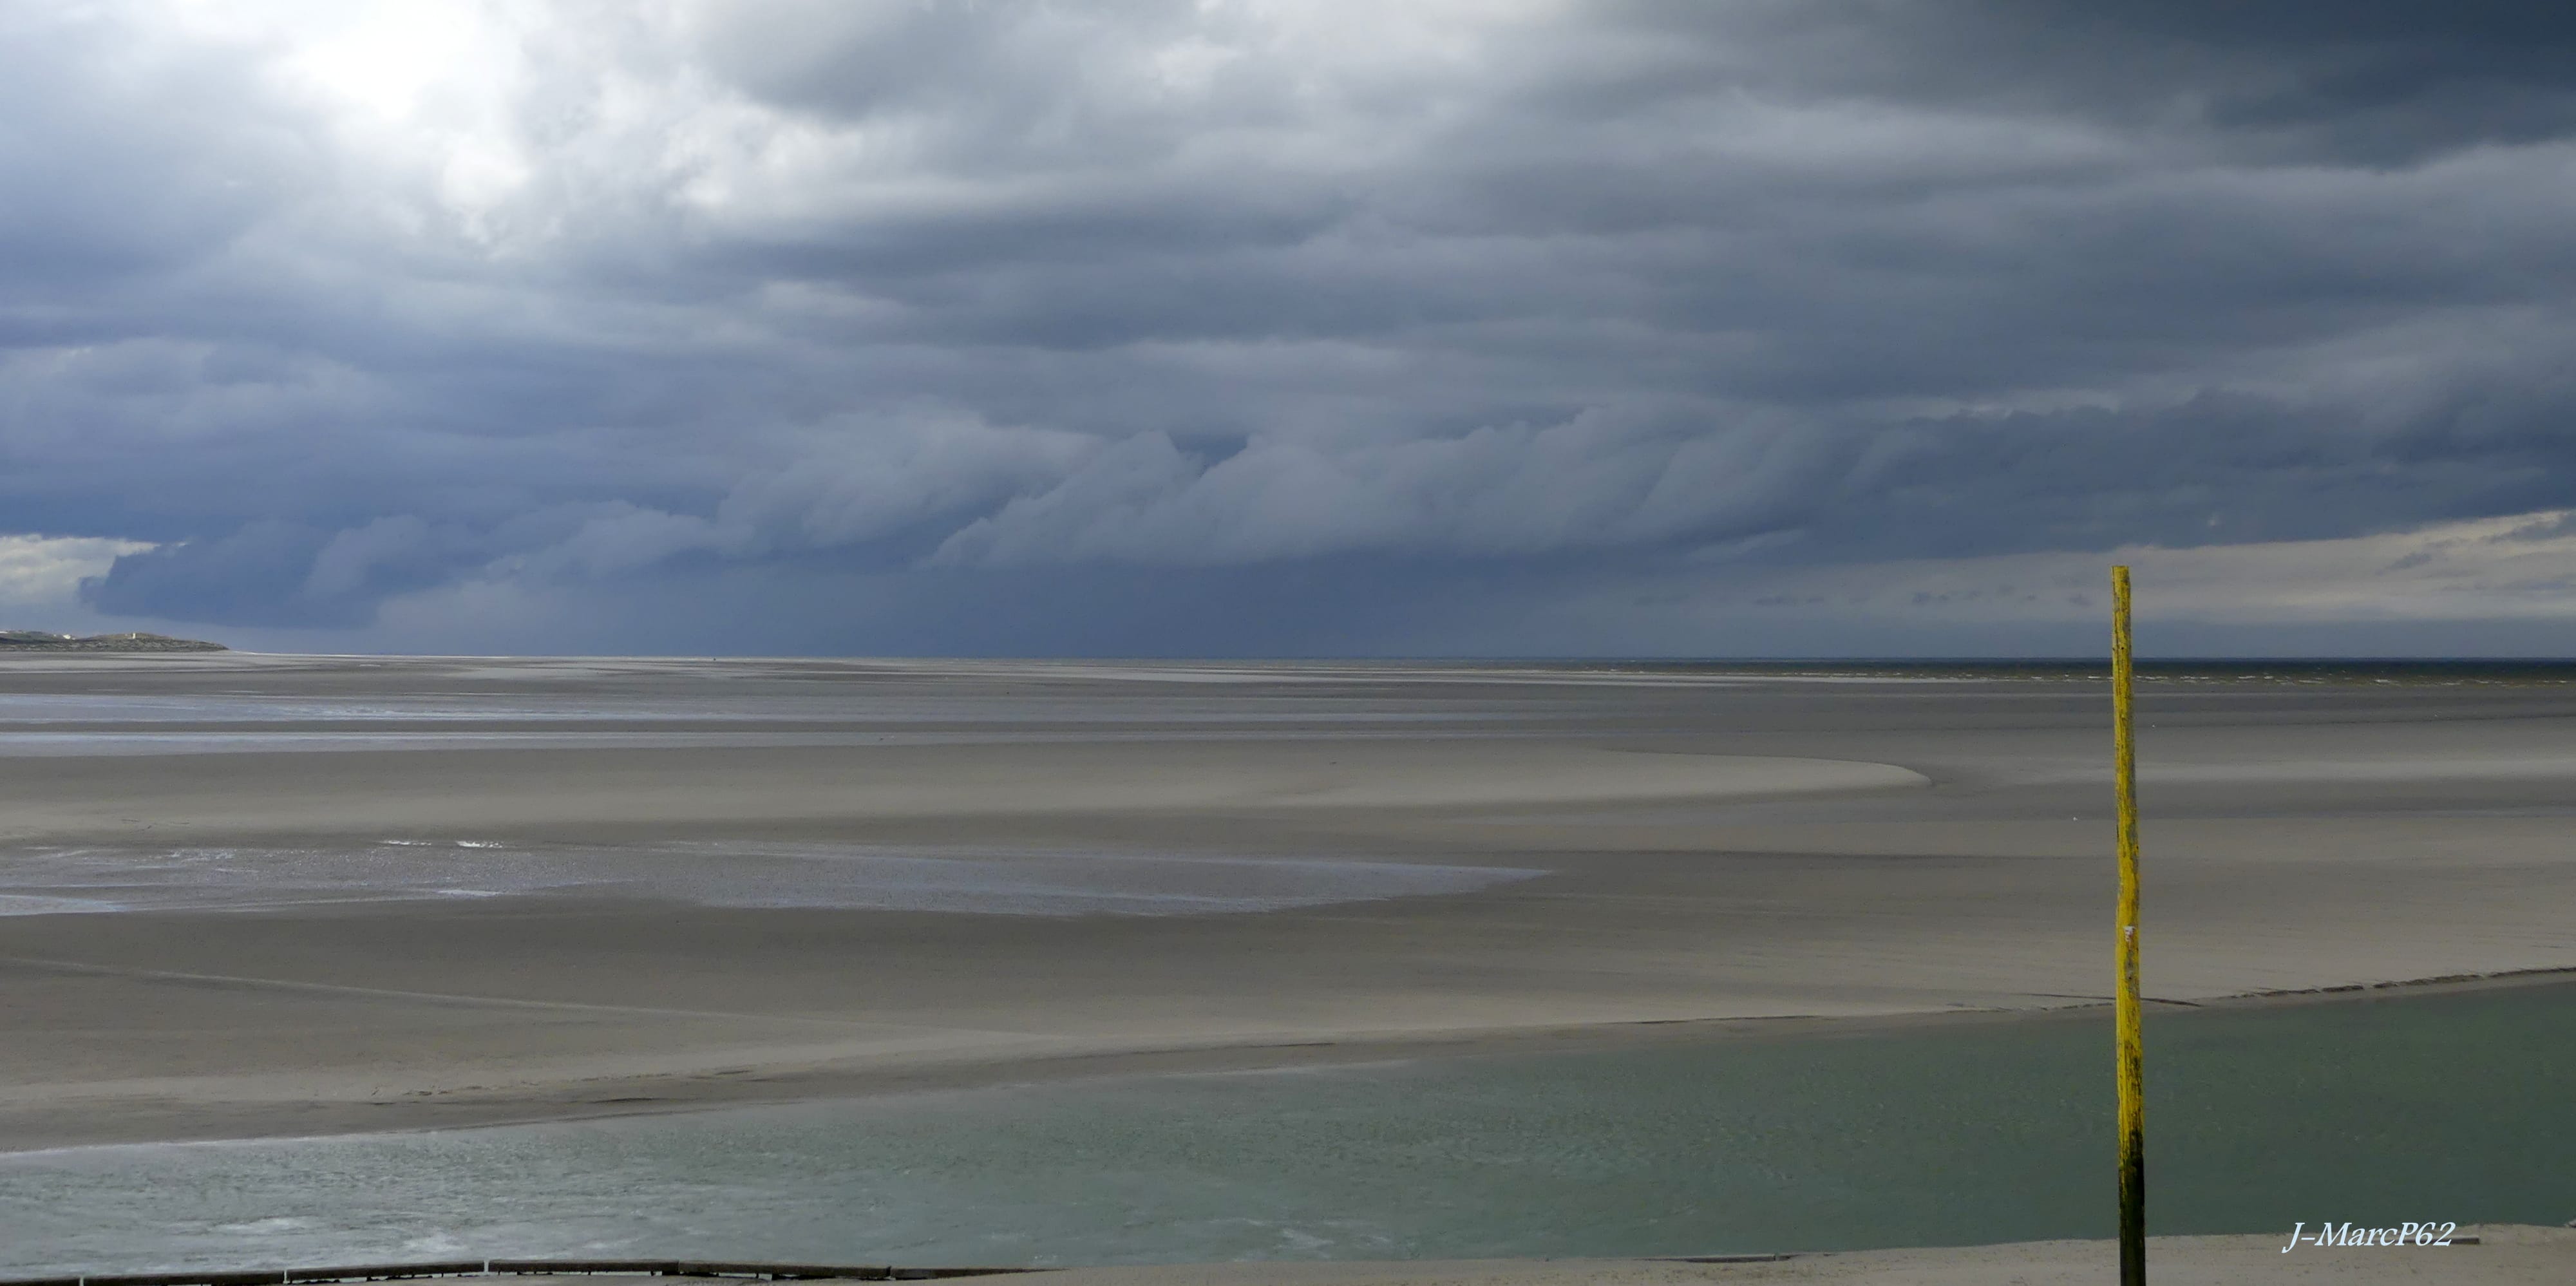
2111, 565, 2145, 1285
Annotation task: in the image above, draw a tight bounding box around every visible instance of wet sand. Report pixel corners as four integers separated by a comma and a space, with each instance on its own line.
3, 655, 2575, 1150
428, 1224, 2576, 1283
1025, 1223, 2576, 1282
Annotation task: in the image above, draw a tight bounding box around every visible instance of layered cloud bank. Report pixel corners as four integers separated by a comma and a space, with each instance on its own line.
7, 1, 2575, 654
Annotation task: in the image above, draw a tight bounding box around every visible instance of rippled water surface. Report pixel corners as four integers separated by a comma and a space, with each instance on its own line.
3, 983, 2568, 1274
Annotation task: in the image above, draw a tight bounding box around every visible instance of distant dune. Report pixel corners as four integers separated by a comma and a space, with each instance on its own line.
0, 630, 226, 652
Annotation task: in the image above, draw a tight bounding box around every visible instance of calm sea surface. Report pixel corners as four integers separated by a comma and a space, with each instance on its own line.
3, 982, 2568, 1273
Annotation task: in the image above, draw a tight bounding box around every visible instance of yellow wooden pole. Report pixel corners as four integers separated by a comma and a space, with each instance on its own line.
2112, 566, 2145, 1285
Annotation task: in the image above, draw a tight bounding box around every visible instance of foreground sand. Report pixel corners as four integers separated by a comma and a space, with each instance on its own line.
1029, 1226, 2576, 1283
482, 1225, 2576, 1283
1037, 1232, 2576, 1282
3, 656, 2575, 1148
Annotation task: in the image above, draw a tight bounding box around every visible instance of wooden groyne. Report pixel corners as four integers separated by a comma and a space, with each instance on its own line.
0, 1262, 1039, 1286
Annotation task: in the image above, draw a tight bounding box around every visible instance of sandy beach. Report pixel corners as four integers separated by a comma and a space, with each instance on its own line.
130, 1224, 2568, 1284
3, 656, 2575, 1153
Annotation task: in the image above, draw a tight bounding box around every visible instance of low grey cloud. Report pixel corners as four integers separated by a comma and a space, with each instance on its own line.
5, 1, 2573, 654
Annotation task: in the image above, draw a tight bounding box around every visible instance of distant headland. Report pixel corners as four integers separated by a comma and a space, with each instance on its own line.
0, 630, 227, 652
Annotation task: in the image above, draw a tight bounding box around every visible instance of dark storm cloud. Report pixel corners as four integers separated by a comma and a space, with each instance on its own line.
4, 1, 2570, 651
1649, 1, 2576, 163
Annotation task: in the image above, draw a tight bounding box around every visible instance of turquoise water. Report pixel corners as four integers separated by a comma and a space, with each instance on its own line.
4, 983, 2570, 1273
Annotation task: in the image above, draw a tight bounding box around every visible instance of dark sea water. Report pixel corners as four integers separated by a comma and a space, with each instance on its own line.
3, 982, 2569, 1274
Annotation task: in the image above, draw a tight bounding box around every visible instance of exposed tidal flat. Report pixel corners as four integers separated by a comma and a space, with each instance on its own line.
2, 654, 2575, 1274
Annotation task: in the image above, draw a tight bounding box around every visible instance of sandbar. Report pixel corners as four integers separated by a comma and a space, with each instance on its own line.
3, 656, 2574, 1150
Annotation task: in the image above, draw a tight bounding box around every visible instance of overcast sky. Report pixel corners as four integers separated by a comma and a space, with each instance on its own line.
5, 1, 2574, 656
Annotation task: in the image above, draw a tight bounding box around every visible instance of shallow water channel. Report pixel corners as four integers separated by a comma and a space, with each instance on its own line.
4, 981, 2569, 1273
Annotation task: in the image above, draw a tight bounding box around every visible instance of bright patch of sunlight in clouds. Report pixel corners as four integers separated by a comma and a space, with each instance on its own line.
0, 535, 157, 616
